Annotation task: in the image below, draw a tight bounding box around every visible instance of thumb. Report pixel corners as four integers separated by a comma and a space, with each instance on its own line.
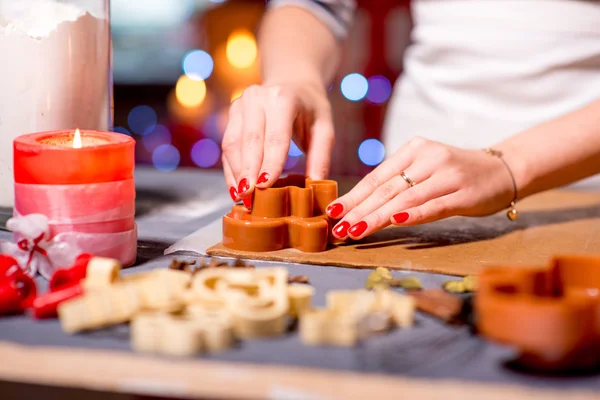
305, 114, 335, 180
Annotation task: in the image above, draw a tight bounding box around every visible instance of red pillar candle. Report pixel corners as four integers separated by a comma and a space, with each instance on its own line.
13, 129, 137, 268
14, 130, 134, 184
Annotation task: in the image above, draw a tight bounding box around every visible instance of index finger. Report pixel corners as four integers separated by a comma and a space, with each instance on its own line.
257, 87, 297, 187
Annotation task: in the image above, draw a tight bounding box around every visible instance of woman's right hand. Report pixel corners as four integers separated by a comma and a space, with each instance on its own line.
221, 81, 335, 207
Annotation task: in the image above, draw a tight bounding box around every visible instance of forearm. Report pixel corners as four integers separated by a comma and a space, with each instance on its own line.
258, 6, 343, 89
497, 99, 600, 198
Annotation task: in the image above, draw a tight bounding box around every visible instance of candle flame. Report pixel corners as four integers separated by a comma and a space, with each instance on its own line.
73, 129, 82, 149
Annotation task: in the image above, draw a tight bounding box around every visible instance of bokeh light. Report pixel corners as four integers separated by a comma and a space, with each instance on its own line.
358, 138, 385, 166
226, 30, 257, 69
340, 73, 368, 101
231, 88, 244, 102
203, 112, 224, 141
182, 50, 214, 80
142, 124, 171, 152
152, 144, 180, 172
128, 105, 157, 135
113, 126, 131, 136
175, 75, 207, 107
366, 75, 393, 104
283, 155, 300, 170
288, 140, 303, 156
191, 138, 221, 168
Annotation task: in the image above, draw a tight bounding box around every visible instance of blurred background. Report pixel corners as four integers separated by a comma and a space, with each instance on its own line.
112, 0, 412, 178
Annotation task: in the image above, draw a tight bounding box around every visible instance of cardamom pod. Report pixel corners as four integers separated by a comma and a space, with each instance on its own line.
388, 277, 423, 291
375, 267, 393, 280
442, 280, 466, 293
462, 275, 477, 291
442, 275, 478, 293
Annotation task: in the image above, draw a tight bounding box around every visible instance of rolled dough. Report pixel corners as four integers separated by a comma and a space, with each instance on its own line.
207, 190, 600, 276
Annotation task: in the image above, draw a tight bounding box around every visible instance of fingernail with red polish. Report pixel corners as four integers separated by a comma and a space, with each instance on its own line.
332, 221, 350, 238
229, 187, 238, 202
257, 172, 270, 185
243, 196, 252, 209
348, 221, 368, 238
392, 212, 409, 224
326, 203, 344, 219
238, 178, 250, 195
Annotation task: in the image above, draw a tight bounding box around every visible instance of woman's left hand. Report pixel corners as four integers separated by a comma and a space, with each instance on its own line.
325, 137, 517, 240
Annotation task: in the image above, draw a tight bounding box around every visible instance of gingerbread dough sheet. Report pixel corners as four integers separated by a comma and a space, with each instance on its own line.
207, 190, 600, 276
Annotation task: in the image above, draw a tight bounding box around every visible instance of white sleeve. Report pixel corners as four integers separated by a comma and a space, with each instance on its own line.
267, 0, 357, 40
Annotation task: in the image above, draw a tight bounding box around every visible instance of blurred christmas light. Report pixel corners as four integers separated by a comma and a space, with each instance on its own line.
175, 75, 207, 107
231, 88, 244, 102
340, 73, 368, 101
283, 155, 300, 170
142, 124, 172, 152
167, 89, 213, 125
191, 138, 221, 168
182, 50, 214, 80
288, 140, 303, 156
152, 144, 180, 172
366, 75, 392, 104
226, 30, 257, 69
128, 105, 157, 135
113, 126, 131, 136
358, 138, 385, 166
203, 113, 224, 140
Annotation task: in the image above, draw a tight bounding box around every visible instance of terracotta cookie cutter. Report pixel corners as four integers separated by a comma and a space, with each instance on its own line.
222, 175, 338, 252
475, 255, 600, 371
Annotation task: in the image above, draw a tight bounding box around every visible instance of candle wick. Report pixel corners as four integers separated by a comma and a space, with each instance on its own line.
73, 129, 82, 149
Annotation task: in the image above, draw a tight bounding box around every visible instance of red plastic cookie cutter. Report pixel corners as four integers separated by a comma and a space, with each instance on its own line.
222, 175, 338, 252
475, 255, 600, 371
0, 255, 37, 314
49, 253, 94, 291
32, 283, 84, 319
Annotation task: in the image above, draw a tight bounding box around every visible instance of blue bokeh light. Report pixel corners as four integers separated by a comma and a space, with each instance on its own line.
182, 50, 214, 80
284, 155, 300, 170
142, 124, 171, 152
288, 140, 303, 157
191, 138, 221, 168
358, 139, 385, 166
366, 75, 393, 104
152, 144, 180, 172
128, 105, 157, 136
202, 113, 222, 140
113, 126, 131, 136
340, 73, 368, 101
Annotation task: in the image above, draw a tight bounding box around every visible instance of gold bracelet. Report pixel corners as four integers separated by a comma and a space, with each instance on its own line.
483, 148, 519, 221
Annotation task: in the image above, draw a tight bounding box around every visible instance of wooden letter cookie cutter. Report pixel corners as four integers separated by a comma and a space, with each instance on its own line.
222, 175, 338, 252
300, 289, 414, 347
475, 255, 600, 371
191, 267, 292, 339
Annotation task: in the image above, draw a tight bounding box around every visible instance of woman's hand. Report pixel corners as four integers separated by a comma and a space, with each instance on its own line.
221, 82, 334, 207
325, 137, 516, 240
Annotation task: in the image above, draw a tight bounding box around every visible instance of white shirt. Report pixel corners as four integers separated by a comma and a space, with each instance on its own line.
269, 0, 600, 187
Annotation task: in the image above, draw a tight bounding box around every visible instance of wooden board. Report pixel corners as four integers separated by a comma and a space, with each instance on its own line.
207, 190, 600, 276
0, 341, 596, 400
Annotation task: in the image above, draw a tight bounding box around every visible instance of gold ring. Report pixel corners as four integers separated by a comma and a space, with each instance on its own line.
400, 172, 415, 187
